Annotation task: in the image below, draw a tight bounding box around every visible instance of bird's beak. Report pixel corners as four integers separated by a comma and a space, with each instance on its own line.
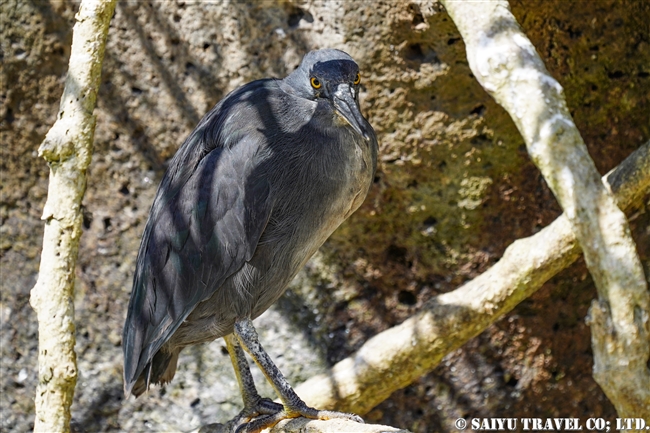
332, 84, 372, 143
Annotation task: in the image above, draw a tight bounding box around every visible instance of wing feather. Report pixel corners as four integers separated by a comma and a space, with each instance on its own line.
123, 81, 275, 395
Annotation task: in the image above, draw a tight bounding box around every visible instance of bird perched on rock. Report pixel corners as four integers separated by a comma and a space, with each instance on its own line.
122, 49, 378, 432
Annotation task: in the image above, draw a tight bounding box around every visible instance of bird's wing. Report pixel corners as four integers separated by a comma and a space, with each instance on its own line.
122, 95, 274, 394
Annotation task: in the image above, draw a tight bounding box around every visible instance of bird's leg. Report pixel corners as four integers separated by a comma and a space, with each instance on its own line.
223, 334, 283, 429
233, 318, 363, 433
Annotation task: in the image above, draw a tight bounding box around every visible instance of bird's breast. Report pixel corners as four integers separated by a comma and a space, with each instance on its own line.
303, 134, 373, 235
245, 121, 376, 318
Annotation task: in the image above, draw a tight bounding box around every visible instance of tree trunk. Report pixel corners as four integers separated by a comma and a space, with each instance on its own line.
441, 0, 650, 423
29, 1, 116, 431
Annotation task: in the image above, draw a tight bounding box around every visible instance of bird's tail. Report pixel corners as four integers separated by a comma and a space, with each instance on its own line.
126, 349, 180, 398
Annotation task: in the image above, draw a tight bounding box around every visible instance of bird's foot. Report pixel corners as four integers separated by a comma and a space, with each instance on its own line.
234, 400, 363, 433
221, 397, 283, 432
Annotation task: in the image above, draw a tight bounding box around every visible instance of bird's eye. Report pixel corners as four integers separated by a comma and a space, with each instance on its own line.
310, 77, 321, 89
354, 73, 361, 85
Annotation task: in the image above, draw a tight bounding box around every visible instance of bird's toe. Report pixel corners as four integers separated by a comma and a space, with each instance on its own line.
307, 408, 365, 424
232, 406, 365, 433
255, 397, 284, 415
226, 398, 285, 433
234, 412, 285, 433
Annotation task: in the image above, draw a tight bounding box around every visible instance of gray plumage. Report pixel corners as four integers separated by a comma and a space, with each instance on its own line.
122, 49, 377, 428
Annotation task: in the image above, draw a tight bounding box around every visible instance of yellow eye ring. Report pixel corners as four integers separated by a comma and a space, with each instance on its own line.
354, 73, 361, 85
310, 77, 322, 89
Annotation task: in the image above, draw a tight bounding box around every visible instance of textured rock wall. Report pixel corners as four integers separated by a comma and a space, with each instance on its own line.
1, 1, 648, 432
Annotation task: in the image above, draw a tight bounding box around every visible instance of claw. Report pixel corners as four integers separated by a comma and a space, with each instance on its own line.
234, 403, 364, 433
230, 319, 364, 432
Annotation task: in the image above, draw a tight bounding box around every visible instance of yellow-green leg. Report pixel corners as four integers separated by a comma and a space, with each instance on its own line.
232, 318, 363, 433
223, 334, 283, 431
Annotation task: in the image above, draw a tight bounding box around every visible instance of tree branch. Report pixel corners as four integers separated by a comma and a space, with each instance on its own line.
293, 138, 648, 416
441, 0, 649, 421
29, 1, 116, 431
198, 418, 411, 433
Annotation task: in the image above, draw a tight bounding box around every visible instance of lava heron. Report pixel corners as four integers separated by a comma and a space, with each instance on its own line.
123, 49, 378, 432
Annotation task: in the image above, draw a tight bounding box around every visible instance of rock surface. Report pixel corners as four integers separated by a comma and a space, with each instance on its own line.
1, 1, 648, 432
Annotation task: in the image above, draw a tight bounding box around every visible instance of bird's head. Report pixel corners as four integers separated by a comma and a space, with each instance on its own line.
284, 49, 373, 142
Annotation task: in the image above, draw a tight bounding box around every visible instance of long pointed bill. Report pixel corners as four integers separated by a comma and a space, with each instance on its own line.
332, 84, 372, 143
